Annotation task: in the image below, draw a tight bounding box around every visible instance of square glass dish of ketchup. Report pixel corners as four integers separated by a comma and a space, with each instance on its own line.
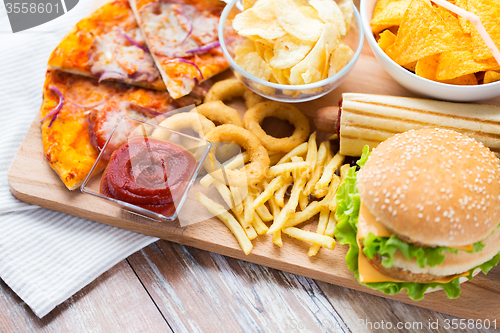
82, 116, 211, 222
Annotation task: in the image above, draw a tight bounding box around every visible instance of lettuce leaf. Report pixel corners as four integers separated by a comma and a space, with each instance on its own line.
333, 145, 500, 301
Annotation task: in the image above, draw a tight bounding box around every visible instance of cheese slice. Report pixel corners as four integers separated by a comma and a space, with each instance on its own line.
357, 203, 471, 284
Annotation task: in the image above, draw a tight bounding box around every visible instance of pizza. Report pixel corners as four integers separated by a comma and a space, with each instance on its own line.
48, 0, 165, 90
129, 0, 242, 98
41, 70, 208, 190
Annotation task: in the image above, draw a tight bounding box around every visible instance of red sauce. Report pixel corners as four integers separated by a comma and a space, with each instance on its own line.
101, 137, 196, 216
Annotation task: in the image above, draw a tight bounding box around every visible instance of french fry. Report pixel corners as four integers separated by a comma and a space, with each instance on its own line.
324, 210, 337, 238
213, 180, 234, 208
275, 175, 293, 207
229, 185, 244, 214
256, 203, 274, 222
268, 196, 283, 246
233, 208, 258, 240
284, 201, 322, 227
243, 189, 255, 227
267, 161, 310, 177
308, 208, 330, 256
315, 152, 345, 190
320, 174, 341, 208
340, 164, 351, 182
252, 214, 269, 235
200, 151, 250, 188
276, 142, 308, 165
282, 227, 336, 250
196, 192, 253, 254
303, 140, 329, 196
252, 175, 283, 209
299, 192, 309, 211
268, 158, 308, 234
305, 132, 318, 174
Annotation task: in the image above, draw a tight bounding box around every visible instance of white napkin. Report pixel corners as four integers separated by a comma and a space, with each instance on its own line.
0, 0, 158, 318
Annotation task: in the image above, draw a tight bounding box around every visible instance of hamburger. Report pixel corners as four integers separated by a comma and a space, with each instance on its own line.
334, 128, 500, 300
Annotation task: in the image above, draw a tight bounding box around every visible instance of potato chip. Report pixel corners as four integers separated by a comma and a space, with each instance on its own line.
338, 0, 354, 34
437, 50, 500, 80
274, 0, 325, 42
377, 29, 396, 50
310, 0, 347, 36
232, 1, 286, 40
468, 0, 500, 61
484, 70, 500, 84
299, 5, 321, 20
270, 35, 314, 69
371, 0, 412, 33
238, 51, 273, 81
235, 39, 257, 60
328, 44, 354, 76
289, 23, 340, 84
391, 0, 457, 66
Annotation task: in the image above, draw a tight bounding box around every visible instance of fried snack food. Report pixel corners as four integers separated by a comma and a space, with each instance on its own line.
204, 124, 269, 187
232, 0, 355, 85
151, 112, 215, 140
204, 79, 264, 109
244, 101, 310, 152
194, 101, 244, 127
47, 0, 165, 90
371, 0, 500, 85
315, 93, 500, 157
197, 131, 343, 255
41, 70, 185, 190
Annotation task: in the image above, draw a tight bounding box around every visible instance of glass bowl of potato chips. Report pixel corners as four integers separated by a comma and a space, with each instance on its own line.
219, 0, 364, 103
361, 0, 500, 102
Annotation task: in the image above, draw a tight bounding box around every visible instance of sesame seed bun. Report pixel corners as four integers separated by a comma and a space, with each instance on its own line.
357, 128, 500, 248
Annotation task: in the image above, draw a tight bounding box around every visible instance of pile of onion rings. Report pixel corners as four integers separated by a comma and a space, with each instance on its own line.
244, 101, 310, 153
204, 124, 270, 187
204, 79, 264, 109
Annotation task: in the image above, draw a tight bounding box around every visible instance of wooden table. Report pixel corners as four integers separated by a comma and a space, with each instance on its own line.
0, 239, 498, 332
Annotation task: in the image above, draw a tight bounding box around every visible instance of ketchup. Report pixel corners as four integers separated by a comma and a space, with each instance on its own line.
101, 137, 196, 216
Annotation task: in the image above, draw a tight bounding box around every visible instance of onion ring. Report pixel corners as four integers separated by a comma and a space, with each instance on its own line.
151, 112, 215, 140
204, 124, 270, 187
243, 101, 310, 153
193, 101, 244, 127
204, 79, 264, 109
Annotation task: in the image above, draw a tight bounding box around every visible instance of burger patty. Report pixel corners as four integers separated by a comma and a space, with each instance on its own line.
360, 244, 450, 283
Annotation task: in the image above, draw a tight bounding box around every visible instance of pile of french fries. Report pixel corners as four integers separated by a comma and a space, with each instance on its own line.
196, 133, 348, 255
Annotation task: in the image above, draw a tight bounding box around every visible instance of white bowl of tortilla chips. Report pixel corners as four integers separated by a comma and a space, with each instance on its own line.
361, 0, 500, 102
219, 0, 364, 103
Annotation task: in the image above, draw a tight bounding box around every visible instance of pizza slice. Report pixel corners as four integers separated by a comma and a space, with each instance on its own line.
48, 0, 166, 90
41, 70, 208, 190
129, 0, 242, 98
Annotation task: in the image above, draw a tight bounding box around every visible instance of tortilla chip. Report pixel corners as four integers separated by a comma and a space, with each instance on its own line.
371, 0, 412, 33
377, 29, 397, 51
484, 70, 500, 84
416, 54, 478, 84
372, 24, 394, 34
391, 0, 458, 66
468, 0, 500, 61
437, 50, 500, 80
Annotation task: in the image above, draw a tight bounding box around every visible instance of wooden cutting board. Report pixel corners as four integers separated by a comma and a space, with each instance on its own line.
8, 44, 500, 321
